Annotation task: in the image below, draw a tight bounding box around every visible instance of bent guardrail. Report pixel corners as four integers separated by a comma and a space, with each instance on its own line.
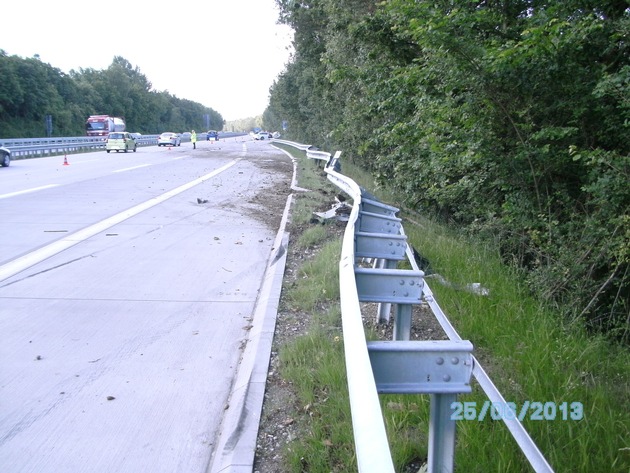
273, 139, 554, 473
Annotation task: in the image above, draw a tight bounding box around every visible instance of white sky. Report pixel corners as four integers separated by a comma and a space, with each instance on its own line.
2, 0, 294, 122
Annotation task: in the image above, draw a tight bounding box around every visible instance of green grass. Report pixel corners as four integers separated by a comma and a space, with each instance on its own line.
286, 240, 342, 312
295, 225, 329, 250
272, 146, 630, 472
399, 221, 630, 472
280, 309, 357, 473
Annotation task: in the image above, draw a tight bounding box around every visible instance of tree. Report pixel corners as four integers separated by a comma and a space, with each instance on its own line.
0, 55, 224, 137
269, 0, 630, 340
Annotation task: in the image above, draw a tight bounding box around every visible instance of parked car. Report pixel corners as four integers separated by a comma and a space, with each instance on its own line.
0, 145, 10, 167
207, 130, 219, 141
158, 132, 181, 147
105, 132, 137, 153
253, 131, 272, 140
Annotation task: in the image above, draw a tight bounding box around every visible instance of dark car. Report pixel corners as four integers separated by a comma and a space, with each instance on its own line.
207, 130, 219, 141
0, 146, 10, 167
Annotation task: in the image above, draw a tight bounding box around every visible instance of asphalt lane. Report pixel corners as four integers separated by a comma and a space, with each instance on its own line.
0, 136, 293, 472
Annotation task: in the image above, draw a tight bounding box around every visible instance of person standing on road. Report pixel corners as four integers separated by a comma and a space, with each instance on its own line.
191, 130, 197, 149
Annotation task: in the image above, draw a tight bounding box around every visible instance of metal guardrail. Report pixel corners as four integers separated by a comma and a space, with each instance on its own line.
0, 132, 247, 159
0, 135, 160, 158
273, 139, 554, 473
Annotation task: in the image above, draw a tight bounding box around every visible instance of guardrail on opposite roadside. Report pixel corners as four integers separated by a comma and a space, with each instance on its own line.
273, 139, 554, 473
0, 132, 245, 159
0, 135, 160, 158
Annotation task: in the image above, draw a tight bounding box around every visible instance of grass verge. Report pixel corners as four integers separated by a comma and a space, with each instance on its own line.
267, 145, 630, 472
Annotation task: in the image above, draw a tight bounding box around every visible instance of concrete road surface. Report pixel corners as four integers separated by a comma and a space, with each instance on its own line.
0, 136, 294, 472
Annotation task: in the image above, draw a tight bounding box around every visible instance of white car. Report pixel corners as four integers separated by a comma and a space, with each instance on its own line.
158, 132, 181, 147
253, 131, 272, 140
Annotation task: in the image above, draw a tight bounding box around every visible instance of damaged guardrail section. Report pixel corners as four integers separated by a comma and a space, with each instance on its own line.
272, 140, 554, 473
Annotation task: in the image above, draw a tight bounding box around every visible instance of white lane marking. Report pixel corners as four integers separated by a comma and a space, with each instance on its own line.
0, 184, 60, 200
0, 159, 241, 282
113, 164, 152, 173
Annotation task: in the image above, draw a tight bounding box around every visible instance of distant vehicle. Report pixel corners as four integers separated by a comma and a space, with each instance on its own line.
0, 146, 10, 167
86, 115, 126, 137
181, 132, 192, 140
253, 131, 272, 140
158, 132, 181, 147
207, 130, 219, 141
105, 132, 137, 153
130, 132, 142, 139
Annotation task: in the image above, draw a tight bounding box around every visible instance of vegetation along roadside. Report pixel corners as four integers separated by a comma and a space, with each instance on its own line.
263, 0, 629, 344
253, 144, 630, 473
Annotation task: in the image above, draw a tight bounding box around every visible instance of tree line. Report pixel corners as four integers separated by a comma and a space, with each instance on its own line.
0, 53, 224, 138
263, 0, 629, 342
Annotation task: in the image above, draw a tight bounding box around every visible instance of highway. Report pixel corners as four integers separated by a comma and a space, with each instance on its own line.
0, 136, 293, 472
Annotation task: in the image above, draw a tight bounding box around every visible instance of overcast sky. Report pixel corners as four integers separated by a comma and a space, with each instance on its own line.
2, 0, 294, 121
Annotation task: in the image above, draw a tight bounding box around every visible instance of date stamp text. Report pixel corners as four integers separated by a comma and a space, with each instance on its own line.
450, 401, 584, 421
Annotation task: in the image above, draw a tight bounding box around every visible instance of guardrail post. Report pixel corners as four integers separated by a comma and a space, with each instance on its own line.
374, 258, 399, 323
355, 233, 407, 322
368, 340, 473, 473
428, 392, 458, 473
393, 303, 413, 341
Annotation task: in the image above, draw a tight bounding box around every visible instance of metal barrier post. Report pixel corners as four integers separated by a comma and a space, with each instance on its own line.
428, 393, 458, 473
376, 258, 398, 323
393, 304, 413, 341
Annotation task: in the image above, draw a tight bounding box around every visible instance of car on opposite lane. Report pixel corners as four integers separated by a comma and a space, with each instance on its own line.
158, 132, 182, 147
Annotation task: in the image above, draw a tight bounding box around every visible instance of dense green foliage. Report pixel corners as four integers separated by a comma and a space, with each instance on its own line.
265, 0, 630, 341
0, 53, 223, 137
